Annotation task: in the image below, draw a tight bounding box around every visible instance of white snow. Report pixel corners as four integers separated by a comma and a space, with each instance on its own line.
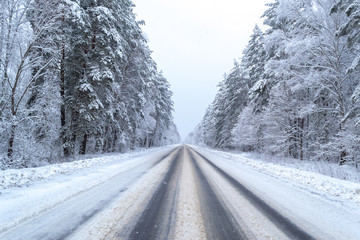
70, 150, 175, 239
0, 147, 172, 190
174, 149, 206, 240
193, 146, 360, 205
191, 145, 360, 240
193, 150, 289, 239
1, 144, 360, 239
0, 146, 175, 236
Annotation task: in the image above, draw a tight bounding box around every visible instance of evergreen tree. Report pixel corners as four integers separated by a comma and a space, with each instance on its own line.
0, 0, 179, 168
193, 0, 359, 166
151, 72, 174, 146
243, 26, 267, 113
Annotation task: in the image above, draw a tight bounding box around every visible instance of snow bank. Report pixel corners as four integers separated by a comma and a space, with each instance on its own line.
0, 147, 171, 190
196, 146, 360, 205
0, 146, 176, 235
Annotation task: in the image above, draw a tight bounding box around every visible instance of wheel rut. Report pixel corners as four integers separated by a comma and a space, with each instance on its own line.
126, 146, 183, 240
187, 147, 249, 240
190, 148, 316, 240
101, 145, 317, 240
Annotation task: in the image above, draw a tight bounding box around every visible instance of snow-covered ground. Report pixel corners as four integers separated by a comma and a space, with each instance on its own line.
192, 145, 360, 239
1, 144, 360, 239
0, 145, 176, 236
0, 147, 170, 190
194, 146, 360, 205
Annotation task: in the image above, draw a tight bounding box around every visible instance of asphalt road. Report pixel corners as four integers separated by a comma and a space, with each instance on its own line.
0, 147, 179, 240
2, 145, 348, 239
109, 145, 316, 240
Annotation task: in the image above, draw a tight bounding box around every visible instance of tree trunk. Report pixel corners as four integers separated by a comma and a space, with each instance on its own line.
339, 122, 347, 165
299, 117, 304, 161
60, 40, 69, 156
102, 126, 109, 152
67, 110, 78, 155
79, 133, 87, 155
112, 130, 117, 152
340, 150, 347, 165
7, 124, 16, 159
71, 132, 77, 155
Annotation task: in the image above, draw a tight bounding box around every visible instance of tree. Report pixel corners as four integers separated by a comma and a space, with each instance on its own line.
193, 0, 359, 166
217, 62, 248, 148
1, 0, 179, 169
281, 0, 359, 163
0, 0, 59, 166
231, 26, 268, 151
243, 25, 267, 113
150, 72, 174, 146
332, 0, 360, 72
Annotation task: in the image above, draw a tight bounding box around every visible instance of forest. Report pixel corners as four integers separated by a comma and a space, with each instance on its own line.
0, 0, 180, 169
189, 0, 360, 167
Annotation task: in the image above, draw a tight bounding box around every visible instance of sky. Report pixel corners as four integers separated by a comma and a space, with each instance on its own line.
133, 0, 270, 139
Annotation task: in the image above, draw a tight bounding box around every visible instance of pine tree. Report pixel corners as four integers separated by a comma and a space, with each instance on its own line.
332, 0, 360, 72
217, 62, 248, 148
243, 26, 267, 113
1, 0, 179, 168
193, 0, 359, 165
151, 72, 174, 146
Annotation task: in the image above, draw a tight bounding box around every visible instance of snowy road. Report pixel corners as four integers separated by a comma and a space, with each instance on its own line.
0, 147, 178, 240
1, 145, 360, 239
116, 146, 316, 240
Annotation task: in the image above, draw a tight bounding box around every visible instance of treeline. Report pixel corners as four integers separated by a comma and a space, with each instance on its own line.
189, 0, 359, 166
0, 0, 179, 169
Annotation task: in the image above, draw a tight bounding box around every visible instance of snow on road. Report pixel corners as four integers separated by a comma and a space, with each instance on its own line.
0, 146, 173, 190
70, 149, 177, 239
0, 145, 176, 237
192, 145, 360, 240
1, 144, 360, 239
174, 149, 206, 240
192, 149, 289, 239
193, 145, 360, 205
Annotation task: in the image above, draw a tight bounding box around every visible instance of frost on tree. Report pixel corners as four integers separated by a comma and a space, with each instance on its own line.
0, 0, 179, 169
190, 0, 360, 167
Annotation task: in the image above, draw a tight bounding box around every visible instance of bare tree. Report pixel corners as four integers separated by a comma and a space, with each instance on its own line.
0, 0, 57, 166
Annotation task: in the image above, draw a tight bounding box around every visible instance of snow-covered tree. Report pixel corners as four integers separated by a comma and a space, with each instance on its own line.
0, 0, 179, 169
193, 0, 359, 166
332, 0, 360, 72
243, 25, 267, 113
279, 0, 359, 163
0, 0, 63, 167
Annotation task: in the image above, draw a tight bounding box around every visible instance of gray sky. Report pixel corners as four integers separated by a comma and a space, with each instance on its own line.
133, 0, 270, 139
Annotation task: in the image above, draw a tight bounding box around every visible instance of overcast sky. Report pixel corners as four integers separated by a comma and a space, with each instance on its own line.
133, 0, 270, 139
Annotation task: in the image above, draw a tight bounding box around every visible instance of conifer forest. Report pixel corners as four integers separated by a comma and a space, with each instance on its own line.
189, 0, 360, 167
0, 0, 180, 169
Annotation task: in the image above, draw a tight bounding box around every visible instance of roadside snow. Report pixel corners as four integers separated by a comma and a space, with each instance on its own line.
194, 146, 360, 205
0, 146, 175, 235
70, 151, 174, 240
192, 145, 360, 240
0, 147, 173, 190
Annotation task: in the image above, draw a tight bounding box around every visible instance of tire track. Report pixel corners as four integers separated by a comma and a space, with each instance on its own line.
187, 147, 249, 240
127, 146, 183, 240
190, 147, 316, 240
0, 147, 181, 240
151, 146, 182, 167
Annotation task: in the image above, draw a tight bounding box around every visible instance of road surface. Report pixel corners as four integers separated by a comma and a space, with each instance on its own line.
1, 145, 359, 239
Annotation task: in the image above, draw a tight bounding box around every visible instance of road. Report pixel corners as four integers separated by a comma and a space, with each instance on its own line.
1, 145, 359, 239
